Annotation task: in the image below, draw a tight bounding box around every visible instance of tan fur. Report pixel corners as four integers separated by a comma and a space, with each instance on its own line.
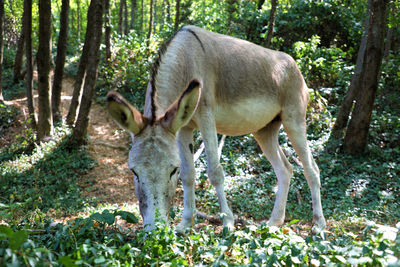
108, 26, 326, 233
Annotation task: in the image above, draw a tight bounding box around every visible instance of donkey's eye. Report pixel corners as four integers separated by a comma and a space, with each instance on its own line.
170, 167, 179, 179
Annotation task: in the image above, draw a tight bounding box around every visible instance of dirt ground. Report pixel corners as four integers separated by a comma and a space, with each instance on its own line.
1, 77, 137, 207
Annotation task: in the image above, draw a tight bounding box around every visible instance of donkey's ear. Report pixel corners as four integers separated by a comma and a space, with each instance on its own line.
162, 80, 201, 134
107, 91, 146, 135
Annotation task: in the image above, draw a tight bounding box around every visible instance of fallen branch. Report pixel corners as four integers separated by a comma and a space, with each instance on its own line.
196, 211, 247, 226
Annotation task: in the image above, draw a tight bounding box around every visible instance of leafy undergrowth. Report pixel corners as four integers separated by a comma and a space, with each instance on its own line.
0, 123, 97, 223
0, 210, 399, 266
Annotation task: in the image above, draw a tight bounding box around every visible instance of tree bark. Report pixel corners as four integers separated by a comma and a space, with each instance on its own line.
52, 0, 70, 123
124, 0, 128, 35
13, 11, 25, 84
71, 0, 103, 145
66, 0, 96, 126
0, 0, 4, 101
257, 0, 265, 10
174, 0, 180, 31
118, 0, 124, 34
24, 0, 36, 128
104, 0, 111, 60
343, 0, 388, 154
147, 0, 154, 40
37, 0, 53, 141
153, 0, 157, 34
130, 0, 137, 30
264, 0, 277, 48
77, 0, 81, 41
330, 0, 371, 142
166, 0, 170, 24
140, 0, 143, 33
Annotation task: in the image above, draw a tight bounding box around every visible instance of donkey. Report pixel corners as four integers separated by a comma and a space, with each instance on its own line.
106, 26, 326, 233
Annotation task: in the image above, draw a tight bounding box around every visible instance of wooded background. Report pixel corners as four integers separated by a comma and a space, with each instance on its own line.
0, 1, 399, 265
0, 0, 398, 153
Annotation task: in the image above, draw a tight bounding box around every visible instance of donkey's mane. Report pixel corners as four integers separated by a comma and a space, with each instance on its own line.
149, 27, 205, 124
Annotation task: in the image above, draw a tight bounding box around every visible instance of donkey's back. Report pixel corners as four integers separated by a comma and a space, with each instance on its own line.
107, 26, 326, 233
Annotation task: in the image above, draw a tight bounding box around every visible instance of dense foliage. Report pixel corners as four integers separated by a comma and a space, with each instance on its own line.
1, 0, 399, 265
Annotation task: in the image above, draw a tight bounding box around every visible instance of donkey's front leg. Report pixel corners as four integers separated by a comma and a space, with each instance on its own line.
176, 126, 196, 231
198, 112, 235, 229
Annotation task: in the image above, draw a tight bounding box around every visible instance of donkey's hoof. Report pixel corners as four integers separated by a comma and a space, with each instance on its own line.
266, 218, 284, 227
312, 220, 326, 235
176, 220, 193, 234
222, 214, 235, 231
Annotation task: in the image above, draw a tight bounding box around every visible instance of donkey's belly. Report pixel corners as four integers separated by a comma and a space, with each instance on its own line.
214, 98, 281, 136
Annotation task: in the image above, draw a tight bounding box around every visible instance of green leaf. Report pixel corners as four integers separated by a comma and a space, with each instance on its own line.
59, 256, 77, 267
114, 210, 139, 224
288, 219, 299, 226
94, 256, 106, 264
0, 225, 13, 238
9, 230, 28, 250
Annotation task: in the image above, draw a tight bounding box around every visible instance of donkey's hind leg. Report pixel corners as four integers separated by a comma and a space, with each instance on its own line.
253, 117, 293, 226
282, 115, 326, 233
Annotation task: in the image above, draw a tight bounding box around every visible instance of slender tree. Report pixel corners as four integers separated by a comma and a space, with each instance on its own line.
264, 0, 278, 48
140, 0, 144, 33
104, 0, 112, 60
37, 0, 53, 140
147, 0, 154, 39
77, 0, 81, 41
13, 11, 25, 84
66, 0, 96, 126
72, 0, 104, 145
130, 0, 137, 29
124, 0, 129, 35
330, 1, 371, 142
0, 0, 4, 101
153, 0, 157, 34
52, 0, 70, 122
342, 0, 389, 154
118, 0, 124, 34
174, 0, 180, 31
24, 0, 36, 128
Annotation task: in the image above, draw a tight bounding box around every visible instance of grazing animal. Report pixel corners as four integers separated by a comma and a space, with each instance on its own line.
106, 26, 326, 233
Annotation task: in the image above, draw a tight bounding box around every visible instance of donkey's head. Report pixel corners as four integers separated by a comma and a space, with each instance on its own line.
106, 80, 201, 230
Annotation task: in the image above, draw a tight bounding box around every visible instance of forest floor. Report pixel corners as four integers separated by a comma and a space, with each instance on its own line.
1, 77, 137, 210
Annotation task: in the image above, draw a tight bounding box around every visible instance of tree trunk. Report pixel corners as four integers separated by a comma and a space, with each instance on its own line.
130, 0, 137, 29
166, 0, 170, 24
52, 0, 70, 123
147, 0, 154, 40
257, 0, 265, 10
104, 0, 111, 60
71, 0, 103, 145
160, 0, 165, 31
383, 25, 393, 59
124, 0, 128, 35
264, 0, 277, 48
0, 0, 3, 101
13, 11, 25, 84
77, 0, 81, 41
343, 0, 388, 154
330, 0, 371, 142
118, 0, 124, 34
153, 0, 157, 34
140, 0, 143, 33
37, 0, 53, 141
66, 0, 96, 126
24, 0, 36, 128
174, 0, 180, 31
